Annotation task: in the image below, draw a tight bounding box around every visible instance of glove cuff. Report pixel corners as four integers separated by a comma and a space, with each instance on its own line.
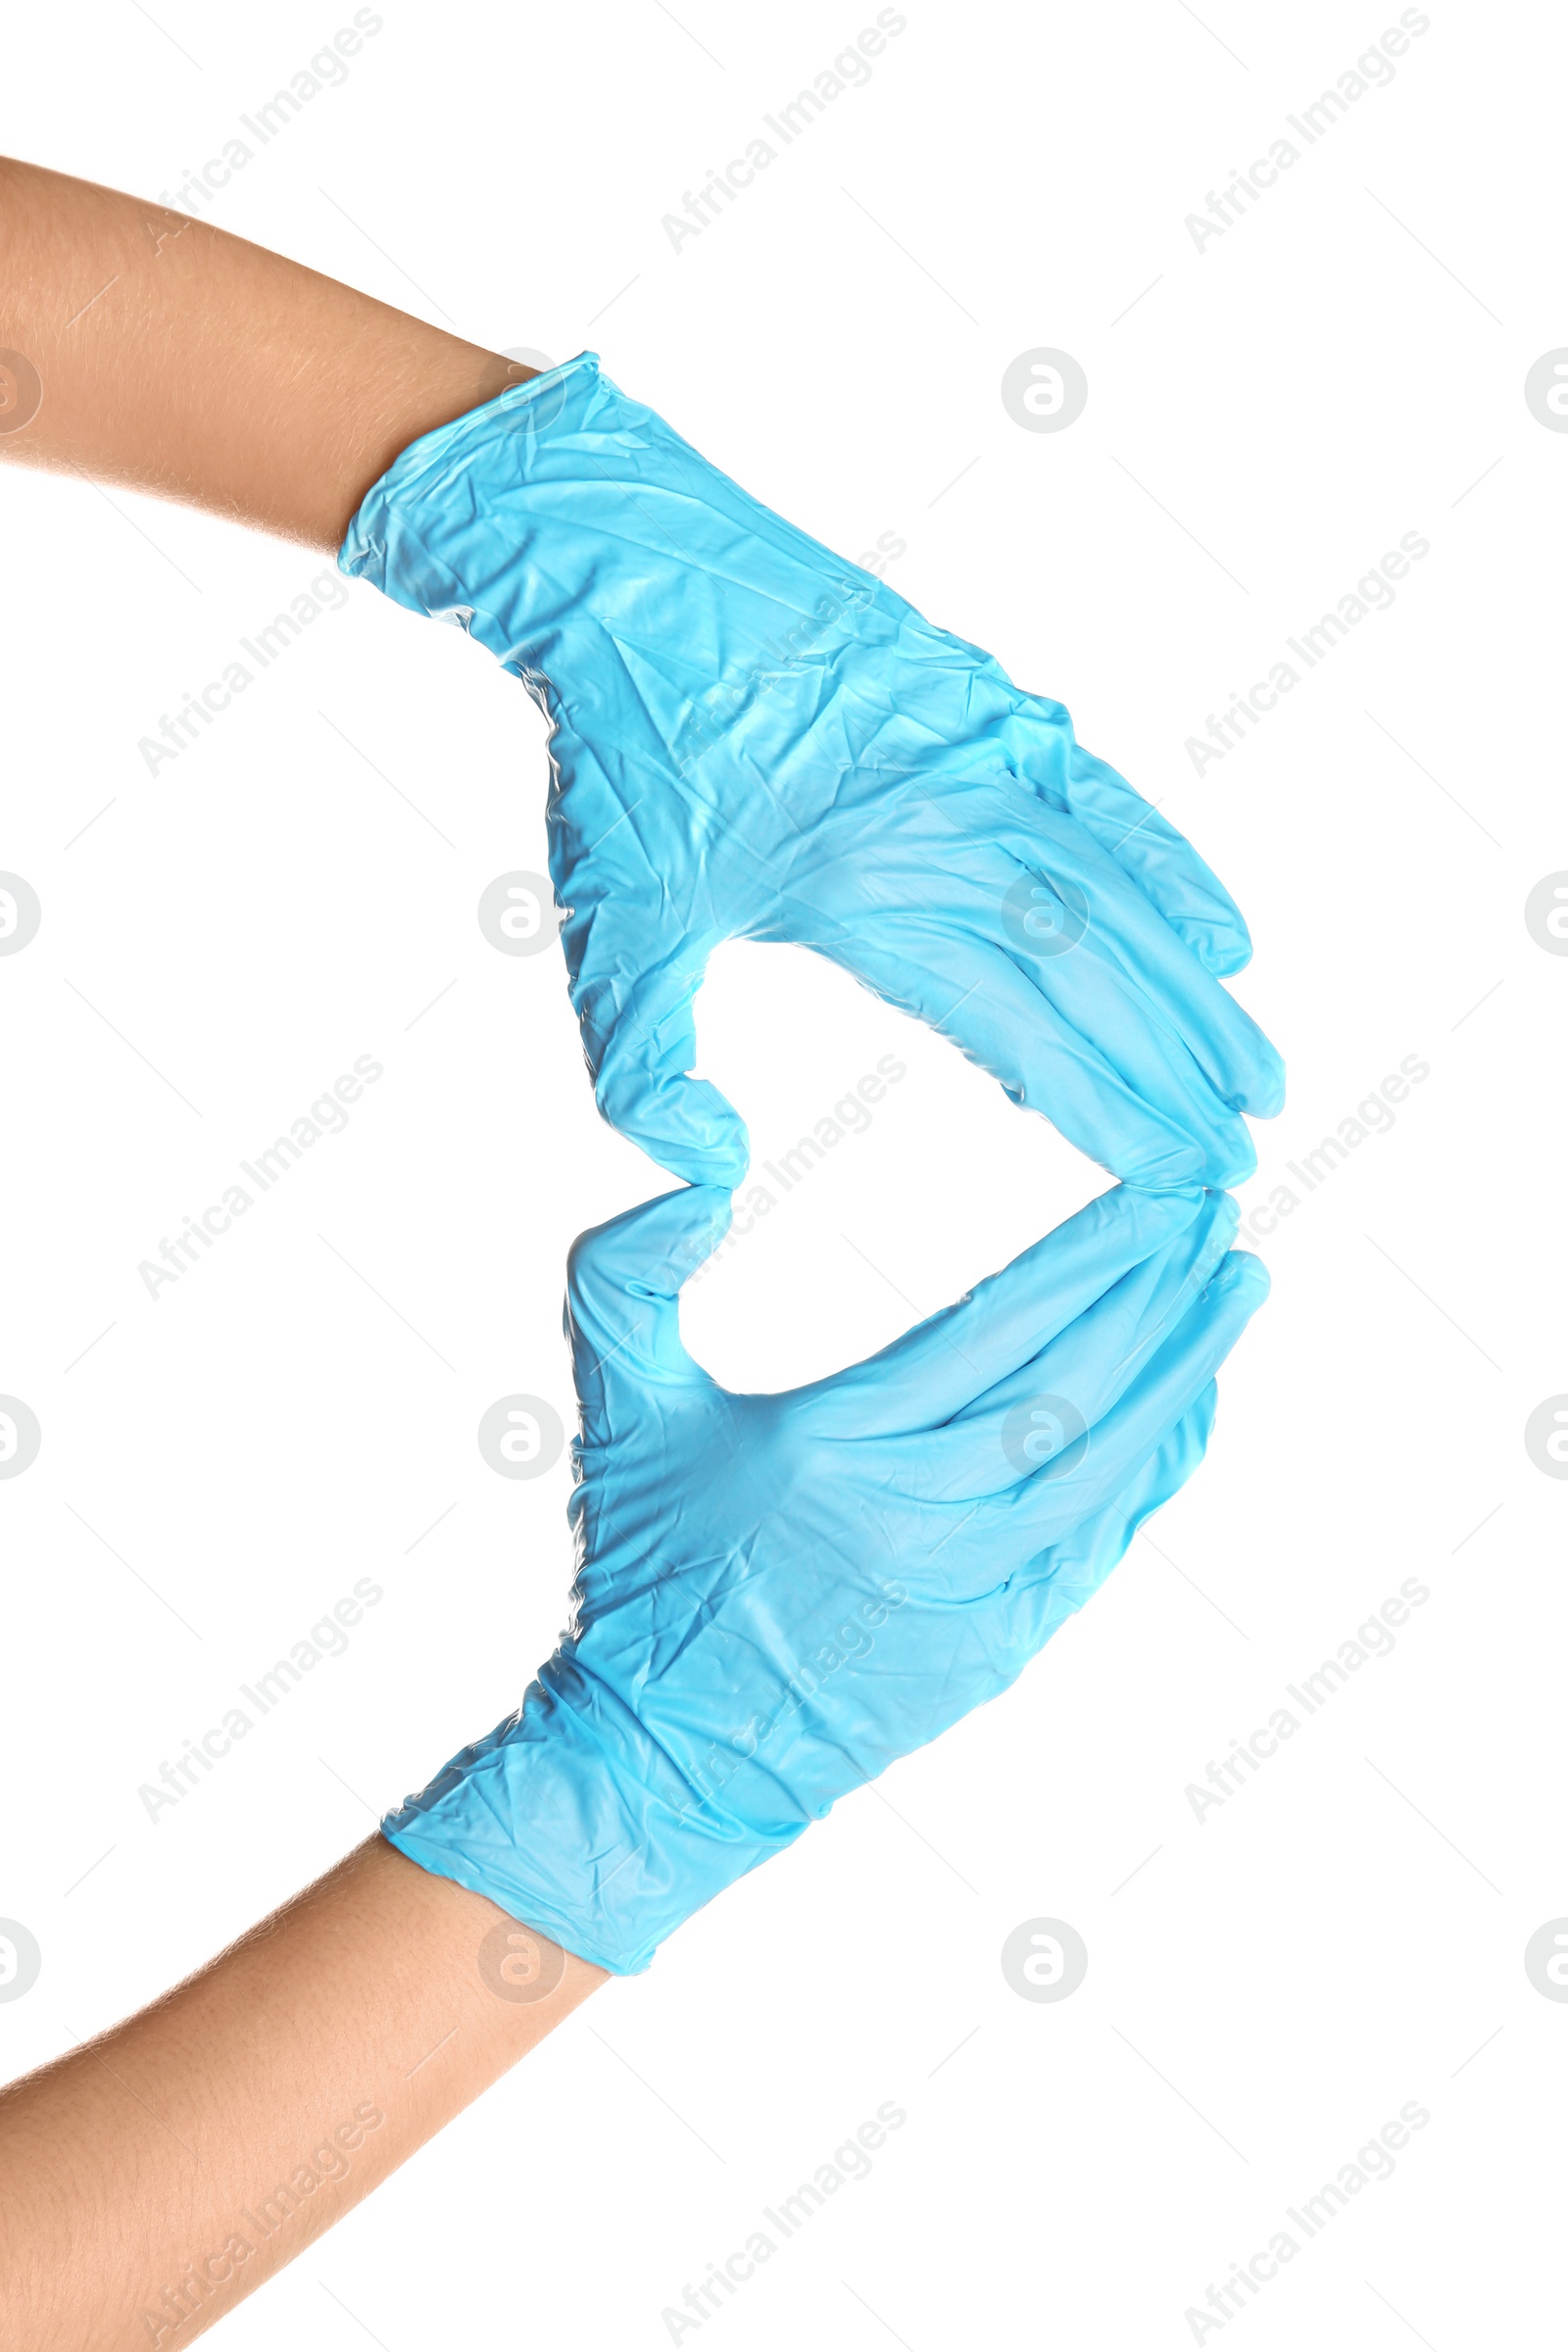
381, 1662, 794, 1975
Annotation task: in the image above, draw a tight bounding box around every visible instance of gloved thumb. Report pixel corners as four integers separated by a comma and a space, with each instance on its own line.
569, 940, 752, 1190
564, 1184, 731, 1412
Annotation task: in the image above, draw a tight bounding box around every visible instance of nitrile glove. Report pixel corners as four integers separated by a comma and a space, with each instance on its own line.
340, 356, 1284, 1193
382, 1184, 1267, 1973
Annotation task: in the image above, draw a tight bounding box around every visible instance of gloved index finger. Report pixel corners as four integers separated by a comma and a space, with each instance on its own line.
1054, 732, 1256, 979
817, 1183, 1207, 1437
566, 1183, 731, 1399
891, 1188, 1235, 1497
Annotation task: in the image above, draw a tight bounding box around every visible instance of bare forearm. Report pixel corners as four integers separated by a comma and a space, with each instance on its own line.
0, 157, 528, 547
0, 1837, 603, 2349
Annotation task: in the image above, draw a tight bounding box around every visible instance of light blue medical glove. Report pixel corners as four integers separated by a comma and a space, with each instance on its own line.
341, 356, 1284, 1193
383, 1184, 1268, 1973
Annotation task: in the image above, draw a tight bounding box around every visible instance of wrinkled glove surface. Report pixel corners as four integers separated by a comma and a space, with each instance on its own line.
383, 1183, 1267, 1973
342, 356, 1283, 1192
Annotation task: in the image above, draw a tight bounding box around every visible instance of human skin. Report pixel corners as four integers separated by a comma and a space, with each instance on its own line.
0, 1837, 604, 2348
0, 158, 598, 2349
0, 149, 1262, 2346
0, 156, 531, 547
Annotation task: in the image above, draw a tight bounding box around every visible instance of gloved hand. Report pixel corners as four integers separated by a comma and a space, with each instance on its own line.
341, 356, 1284, 1193
383, 1184, 1267, 1973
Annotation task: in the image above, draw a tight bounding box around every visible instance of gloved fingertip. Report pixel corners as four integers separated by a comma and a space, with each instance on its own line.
1205, 1128, 1258, 1191
644, 1183, 736, 1295
600, 1072, 751, 1193
569, 1181, 731, 1298
566, 1184, 735, 1392
1244, 1054, 1288, 1121
660, 1139, 751, 1190
1089, 1183, 1209, 1260
1113, 1133, 1211, 1193
1188, 921, 1253, 980
1205, 1247, 1271, 1314
1137, 1379, 1219, 1494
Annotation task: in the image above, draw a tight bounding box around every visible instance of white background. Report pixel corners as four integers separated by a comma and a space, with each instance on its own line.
1, 2, 1563, 2344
